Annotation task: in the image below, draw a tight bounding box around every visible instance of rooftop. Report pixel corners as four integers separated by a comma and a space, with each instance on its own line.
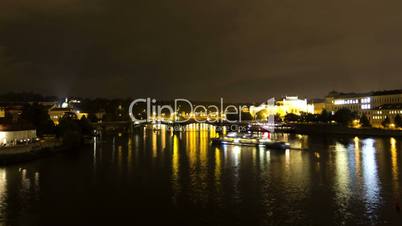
327, 89, 402, 98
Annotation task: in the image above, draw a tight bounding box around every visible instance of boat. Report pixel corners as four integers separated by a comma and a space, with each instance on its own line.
211, 132, 290, 150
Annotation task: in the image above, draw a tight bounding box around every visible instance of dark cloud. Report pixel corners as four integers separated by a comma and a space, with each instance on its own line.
1, 0, 402, 101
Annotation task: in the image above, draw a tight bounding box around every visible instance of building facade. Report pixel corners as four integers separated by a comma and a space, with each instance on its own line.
48, 98, 88, 125
48, 106, 88, 125
325, 90, 402, 127
249, 96, 314, 118
0, 123, 37, 146
276, 96, 314, 116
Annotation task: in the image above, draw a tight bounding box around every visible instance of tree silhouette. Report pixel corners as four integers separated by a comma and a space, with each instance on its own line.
359, 114, 371, 127
318, 109, 331, 123
394, 114, 402, 128
284, 113, 300, 123
21, 103, 55, 136
334, 108, 356, 126
382, 116, 391, 128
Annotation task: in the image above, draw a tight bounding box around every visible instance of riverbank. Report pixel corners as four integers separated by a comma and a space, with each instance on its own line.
0, 139, 66, 165
277, 123, 402, 137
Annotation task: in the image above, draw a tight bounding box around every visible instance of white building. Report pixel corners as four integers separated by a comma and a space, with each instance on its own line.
249, 96, 314, 118
0, 127, 37, 146
325, 90, 402, 126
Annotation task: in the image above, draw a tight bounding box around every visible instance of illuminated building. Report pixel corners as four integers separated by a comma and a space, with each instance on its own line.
370, 104, 402, 127
48, 106, 88, 125
48, 98, 88, 125
311, 99, 326, 114
276, 96, 314, 116
48, 107, 73, 125
325, 90, 402, 127
0, 123, 37, 146
250, 96, 315, 118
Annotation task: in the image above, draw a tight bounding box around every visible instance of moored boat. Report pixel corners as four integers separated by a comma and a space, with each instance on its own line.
211, 132, 290, 150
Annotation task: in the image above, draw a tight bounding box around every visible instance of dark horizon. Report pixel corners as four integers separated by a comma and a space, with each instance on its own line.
3, 88, 402, 105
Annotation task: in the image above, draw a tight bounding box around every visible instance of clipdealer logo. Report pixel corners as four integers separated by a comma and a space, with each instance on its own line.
128, 98, 276, 132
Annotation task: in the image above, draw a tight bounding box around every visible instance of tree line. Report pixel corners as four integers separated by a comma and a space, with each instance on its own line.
279, 108, 402, 128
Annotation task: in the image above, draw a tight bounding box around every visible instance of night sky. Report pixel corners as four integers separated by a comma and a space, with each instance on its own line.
1, 0, 402, 101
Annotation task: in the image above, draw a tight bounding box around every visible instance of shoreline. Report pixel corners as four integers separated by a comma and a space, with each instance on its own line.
1, 122, 400, 166
0, 139, 67, 165
277, 123, 402, 137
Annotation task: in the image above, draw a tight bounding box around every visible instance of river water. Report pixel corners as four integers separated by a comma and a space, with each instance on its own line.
0, 124, 401, 225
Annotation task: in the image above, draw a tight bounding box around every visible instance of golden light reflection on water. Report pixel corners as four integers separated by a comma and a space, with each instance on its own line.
354, 137, 361, 177
199, 129, 208, 168
127, 136, 133, 171
390, 138, 399, 197
117, 145, 123, 170
152, 131, 157, 158
171, 134, 181, 202
161, 127, 166, 151
172, 135, 179, 182
174, 126, 213, 203
185, 131, 196, 167
334, 142, 351, 212
209, 126, 217, 138
215, 147, 221, 182
21, 169, 30, 191
17, 168, 41, 198
0, 168, 43, 221
120, 129, 389, 214
1, 127, 402, 225
214, 147, 223, 203
164, 129, 390, 216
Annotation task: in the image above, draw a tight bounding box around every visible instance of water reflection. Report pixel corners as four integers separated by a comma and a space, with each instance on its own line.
333, 142, 352, 222
0, 169, 6, 210
127, 136, 133, 168
354, 137, 361, 177
390, 138, 399, 200
0, 128, 402, 225
361, 138, 380, 216
172, 134, 180, 199
0, 167, 41, 224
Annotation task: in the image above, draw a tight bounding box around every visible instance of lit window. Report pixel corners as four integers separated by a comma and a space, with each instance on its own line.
361, 97, 371, 104
334, 100, 345, 105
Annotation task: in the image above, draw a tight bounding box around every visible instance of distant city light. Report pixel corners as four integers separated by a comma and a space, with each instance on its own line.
361, 97, 371, 103
334, 99, 359, 105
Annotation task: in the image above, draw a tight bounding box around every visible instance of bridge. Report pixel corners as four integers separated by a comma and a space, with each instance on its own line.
92, 119, 273, 133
